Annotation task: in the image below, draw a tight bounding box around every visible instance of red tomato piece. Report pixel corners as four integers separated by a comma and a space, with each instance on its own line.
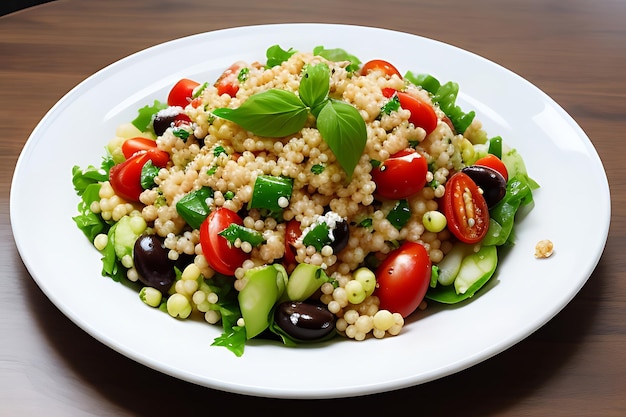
199, 208, 250, 276
283, 219, 302, 267
374, 241, 432, 318
396, 91, 438, 135
121, 137, 158, 159
442, 172, 490, 244
167, 78, 200, 108
381, 87, 396, 98
215, 61, 246, 97
121, 138, 170, 167
109, 153, 147, 202
474, 154, 509, 182
109, 148, 170, 202
361, 59, 402, 78
371, 149, 428, 200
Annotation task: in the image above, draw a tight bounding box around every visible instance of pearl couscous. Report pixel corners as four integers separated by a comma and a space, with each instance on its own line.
72, 45, 536, 355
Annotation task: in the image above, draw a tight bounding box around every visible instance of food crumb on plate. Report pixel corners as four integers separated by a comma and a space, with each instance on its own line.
534, 239, 554, 258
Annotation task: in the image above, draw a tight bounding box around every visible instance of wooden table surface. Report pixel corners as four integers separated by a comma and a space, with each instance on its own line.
1, 0, 624, 415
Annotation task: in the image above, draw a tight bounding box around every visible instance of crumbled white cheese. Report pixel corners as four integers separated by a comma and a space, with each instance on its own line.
298, 211, 345, 243
156, 106, 184, 118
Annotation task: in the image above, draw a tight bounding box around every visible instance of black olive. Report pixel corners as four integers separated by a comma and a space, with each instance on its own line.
275, 301, 336, 341
461, 165, 507, 208
331, 220, 349, 254
152, 113, 177, 136
133, 234, 176, 294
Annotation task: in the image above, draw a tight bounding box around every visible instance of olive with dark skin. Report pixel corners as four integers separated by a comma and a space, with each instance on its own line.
461, 165, 507, 208
275, 301, 336, 341
331, 219, 349, 254
152, 113, 177, 136
133, 234, 177, 294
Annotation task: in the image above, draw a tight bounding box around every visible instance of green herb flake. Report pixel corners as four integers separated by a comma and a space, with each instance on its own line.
380, 94, 400, 117
237, 67, 250, 83
173, 128, 190, 141
311, 164, 325, 175
357, 218, 373, 228
213, 145, 228, 157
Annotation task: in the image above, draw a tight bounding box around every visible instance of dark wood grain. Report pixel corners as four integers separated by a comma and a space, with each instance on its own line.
1, 0, 625, 415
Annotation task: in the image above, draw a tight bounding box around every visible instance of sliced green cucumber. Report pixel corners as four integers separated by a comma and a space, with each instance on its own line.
436, 243, 472, 286
285, 263, 330, 302
238, 264, 287, 339
454, 245, 498, 295
426, 245, 498, 304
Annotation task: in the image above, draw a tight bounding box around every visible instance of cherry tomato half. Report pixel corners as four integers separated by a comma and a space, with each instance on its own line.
396, 91, 438, 135
283, 219, 302, 268
361, 59, 402, 78
109, 148, 167, 202
121, 138, 169, 167
371, 149, 428, 200
442, 172, 490, 244
215, 61, 246, 97
474, 154, 509, 182
374, 241, 432, 318
167, 78, 200, 108
199, 208, 250, 276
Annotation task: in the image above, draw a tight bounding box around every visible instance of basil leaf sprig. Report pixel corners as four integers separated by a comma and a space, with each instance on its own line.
266, 44, 297, 68
212, 62, 367, 177
212, 89, 308, 138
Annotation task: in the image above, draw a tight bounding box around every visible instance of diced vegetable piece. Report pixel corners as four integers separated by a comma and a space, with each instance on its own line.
488, 136, 503, 159
285, 263, 330, 302
219, 223, 265, 247
238, 264, 287, 339
436, 243, 473, 286
454, 245, 498, 295
113, 215, 147, 261
175, 187, 213, 229
386, 199, 411, 230
301, 223, 332, 251
426, 245, 498, 304
248, 175, 293, 212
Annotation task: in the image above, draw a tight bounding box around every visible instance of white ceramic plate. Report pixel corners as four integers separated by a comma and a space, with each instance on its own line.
10, 24, 610, 399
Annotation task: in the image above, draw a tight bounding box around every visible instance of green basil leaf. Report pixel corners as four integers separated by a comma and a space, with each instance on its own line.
299, 63, 330, 109
140, 160, 159, 189
313, 46, 361, 72
212, 89, 308, 138
266, 44, 297, 68
316, 100, 367, 177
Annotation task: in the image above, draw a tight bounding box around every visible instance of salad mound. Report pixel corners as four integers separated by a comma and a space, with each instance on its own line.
72, 45, 537, 356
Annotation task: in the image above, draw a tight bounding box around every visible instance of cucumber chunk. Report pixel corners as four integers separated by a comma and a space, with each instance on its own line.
238, 264, 287, 339
436, 243, 473, 286
454, 245, 498, 295
286, 263, 330, 302
426, 245, 498, 304
113, 215, 147, 260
